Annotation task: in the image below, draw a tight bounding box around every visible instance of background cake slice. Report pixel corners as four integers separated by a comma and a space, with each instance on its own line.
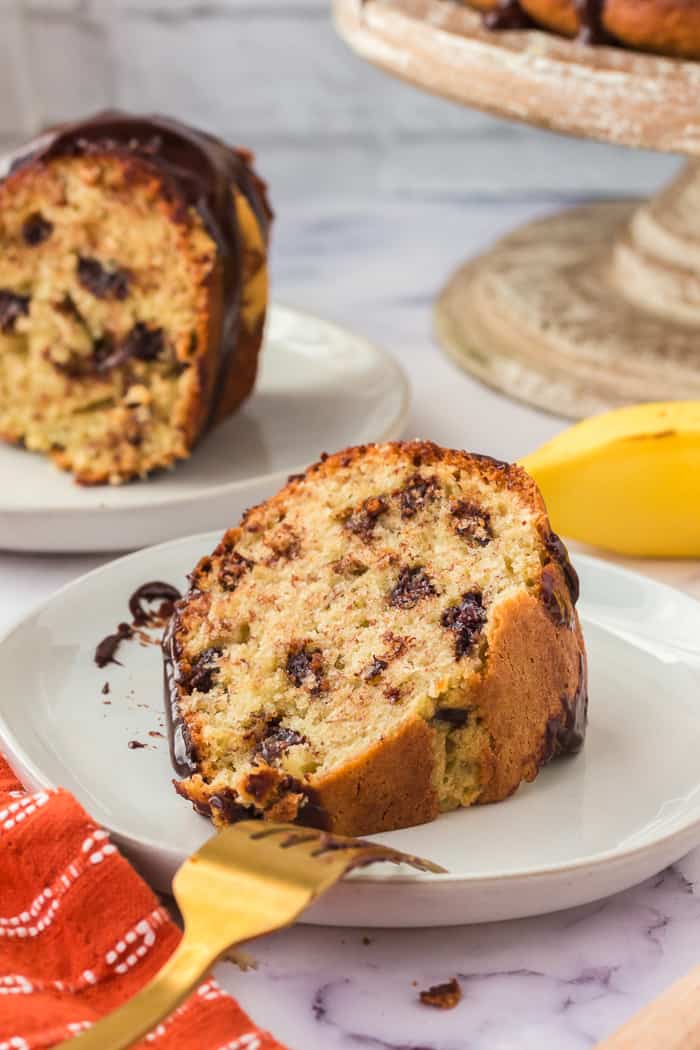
164, 440, 587, 837
0, 111, 271, 484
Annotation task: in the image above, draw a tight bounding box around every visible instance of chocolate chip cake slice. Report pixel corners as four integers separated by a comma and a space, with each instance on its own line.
164, 441, 587, 836
0, 111, 271, 484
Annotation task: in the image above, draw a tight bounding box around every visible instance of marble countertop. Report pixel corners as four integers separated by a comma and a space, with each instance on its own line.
1, 171, 699, 1050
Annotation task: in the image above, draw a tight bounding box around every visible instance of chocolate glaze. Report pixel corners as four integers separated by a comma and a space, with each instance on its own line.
482, 0, 613, 46
129, 580, 182, 626
542, 652, 588, 763
575, 0, 610, 44
544, 531, 580, 605
9, 111, 271, 423
0, 290, 29, 334
434, 707, 470, 727
162, 612, 199, 777
540, 563, 574, 629
484, 0, 536, 30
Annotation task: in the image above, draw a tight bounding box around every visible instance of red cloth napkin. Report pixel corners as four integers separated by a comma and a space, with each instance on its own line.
0, 756, 288, 1049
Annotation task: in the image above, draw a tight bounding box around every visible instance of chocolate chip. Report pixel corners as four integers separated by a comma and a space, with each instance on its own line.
219, 551, 253, 592
92, 323, 165, 373
342, 495, 388, 541
77, 256, 131, 300
0, 290, 29, 334
385, 687, 401, 704
441, 591, 487, 659
121, 322, 164, 362
451, 500, 493, 546
434, 708, 470, 727
243, 766, 279, 802
22, 212, 53, 246
286, 644, 325, 695
256, 724, 306, 764
186, 646, 222, 694
395, 474, 439, 518
265, 525, 301, 562
362, 657, 388, 681
56, 319, 167, 377
208, 791, 252, 823
389, 567, 437, 610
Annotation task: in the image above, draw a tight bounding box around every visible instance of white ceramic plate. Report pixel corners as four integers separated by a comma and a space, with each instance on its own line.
1, 534, 699, 928
0, 305, 409, 553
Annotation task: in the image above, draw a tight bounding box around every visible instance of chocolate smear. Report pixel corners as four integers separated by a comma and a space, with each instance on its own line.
129, 581, 182, 626
95, 622, 133, 668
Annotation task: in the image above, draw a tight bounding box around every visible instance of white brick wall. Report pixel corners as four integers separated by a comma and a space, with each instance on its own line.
0, 0, 679, 195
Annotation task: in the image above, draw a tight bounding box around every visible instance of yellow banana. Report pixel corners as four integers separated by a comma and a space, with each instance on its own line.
519, 401, 700, 558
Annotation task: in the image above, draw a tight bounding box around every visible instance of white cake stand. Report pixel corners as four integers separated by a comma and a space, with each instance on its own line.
334, 0, 700, 418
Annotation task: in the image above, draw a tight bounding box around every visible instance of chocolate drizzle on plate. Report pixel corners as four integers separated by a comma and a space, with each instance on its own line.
129, 580, 182, 626
94, 622, 133, 668
8, 111, 272, 426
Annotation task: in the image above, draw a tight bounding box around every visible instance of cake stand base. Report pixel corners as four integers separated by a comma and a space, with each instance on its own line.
436, 164, 700, 418
335, 0, 700, 419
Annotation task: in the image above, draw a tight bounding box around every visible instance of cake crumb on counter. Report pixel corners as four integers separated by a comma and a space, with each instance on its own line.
419, 977, 462, 1009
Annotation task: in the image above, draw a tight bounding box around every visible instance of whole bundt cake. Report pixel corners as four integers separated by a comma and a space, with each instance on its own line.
470, 0, 700, 58
164, 441, 587, 837
0, 112, 271, 484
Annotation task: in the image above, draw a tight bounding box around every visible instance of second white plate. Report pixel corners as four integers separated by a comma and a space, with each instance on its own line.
0, 305, 409, 553
0, 535, 699, 927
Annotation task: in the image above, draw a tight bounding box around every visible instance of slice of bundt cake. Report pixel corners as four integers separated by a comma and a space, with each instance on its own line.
0, 111, 271, 484
164, 441, 587, 837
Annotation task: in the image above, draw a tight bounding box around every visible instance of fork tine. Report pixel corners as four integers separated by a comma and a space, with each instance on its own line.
229, 821, 447, 873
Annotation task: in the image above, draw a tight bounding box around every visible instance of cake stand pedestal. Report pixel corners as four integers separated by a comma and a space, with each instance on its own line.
334, 0, 700, 418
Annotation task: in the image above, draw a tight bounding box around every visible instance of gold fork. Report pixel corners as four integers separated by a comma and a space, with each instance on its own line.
58, 821, 444, 1050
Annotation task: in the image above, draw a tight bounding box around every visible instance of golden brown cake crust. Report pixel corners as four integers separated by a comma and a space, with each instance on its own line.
0, 113, 271, 484
605, 0, 700, 58
469, 0, 700, 57
166, 440, 588, 837
517, 0, 578, 36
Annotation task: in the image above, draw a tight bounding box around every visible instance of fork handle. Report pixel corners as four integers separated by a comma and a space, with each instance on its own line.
595, 965, 700, 1049
56, 936, 219, 1050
